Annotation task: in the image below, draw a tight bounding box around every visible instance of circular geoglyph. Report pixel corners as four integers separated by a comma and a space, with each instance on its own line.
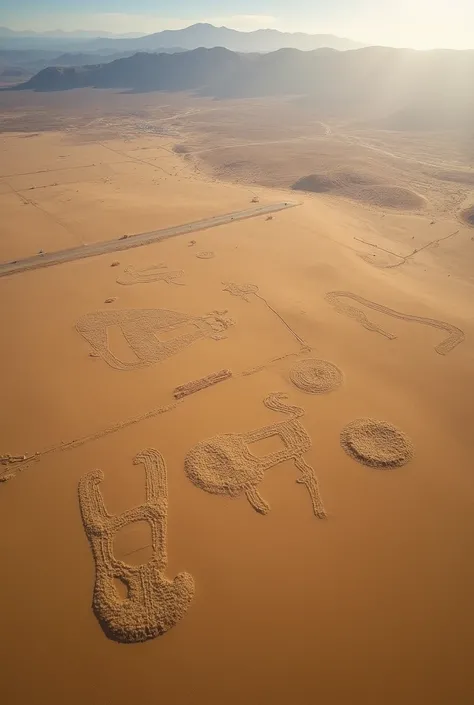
340, 418, 414, 469
289, 358, 343, 394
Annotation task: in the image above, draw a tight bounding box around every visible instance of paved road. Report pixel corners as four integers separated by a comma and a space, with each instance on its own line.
0, 201, 299, 278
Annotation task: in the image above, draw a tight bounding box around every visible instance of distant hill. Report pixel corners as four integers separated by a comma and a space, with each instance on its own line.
0, 23, 363, 53
48, 48, 184, 66
0, 27, 143, 39
0, 47, 186, 81
0, 27, 144, 50
129, 23, 363, 52
0, 65, 30, 85
16, 46, 474, 129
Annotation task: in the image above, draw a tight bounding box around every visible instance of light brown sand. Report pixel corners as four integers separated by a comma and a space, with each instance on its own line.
0, 129, 269, 262
1, 92, 474, 705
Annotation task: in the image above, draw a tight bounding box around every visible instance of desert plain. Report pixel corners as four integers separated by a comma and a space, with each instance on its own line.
0, 88, 473, 705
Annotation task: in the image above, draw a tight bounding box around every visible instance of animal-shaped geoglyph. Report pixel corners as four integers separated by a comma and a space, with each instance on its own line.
76, 308, 234, 370
78, 448, 195, 643
185, 393, 326, 518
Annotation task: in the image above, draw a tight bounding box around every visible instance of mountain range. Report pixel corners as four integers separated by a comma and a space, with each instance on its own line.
0, 23, 362, 52
0, 27, 143, 39
0, 47, 185, 80
17, 45, 474, 130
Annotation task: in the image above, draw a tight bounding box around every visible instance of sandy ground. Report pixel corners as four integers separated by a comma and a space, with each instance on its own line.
1, 92, 474, 705
0, 130, 265, 261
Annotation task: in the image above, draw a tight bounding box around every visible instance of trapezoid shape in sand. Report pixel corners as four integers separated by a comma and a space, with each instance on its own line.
184, 392, 326, 518
196, 251, 215, 259
117, 263, 185, 286
76, 308, 235, 370
78, 448, 195, 643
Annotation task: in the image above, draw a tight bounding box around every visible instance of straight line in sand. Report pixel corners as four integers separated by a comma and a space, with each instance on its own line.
0, 201, 299, 278
354, 229, 459, 269
0, 348, 309, 485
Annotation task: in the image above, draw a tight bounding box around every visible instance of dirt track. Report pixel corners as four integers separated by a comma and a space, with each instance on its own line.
0, 201, 298, 277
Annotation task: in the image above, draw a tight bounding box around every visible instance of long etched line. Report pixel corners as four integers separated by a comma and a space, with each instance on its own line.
255, 293, 308, 348
354, 229, 460, 269
0, 346, 313, 486
0, 401, 183, 483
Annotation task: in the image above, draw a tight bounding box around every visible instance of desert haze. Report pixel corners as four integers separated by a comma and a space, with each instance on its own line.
0, 39, 473, 705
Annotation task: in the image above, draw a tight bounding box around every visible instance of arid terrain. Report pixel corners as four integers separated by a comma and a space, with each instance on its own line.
0, 88, 473, 705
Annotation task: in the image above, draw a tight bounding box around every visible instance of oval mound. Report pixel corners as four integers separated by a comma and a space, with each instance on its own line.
357, 186, 425, 210
292, 174, 337, 193
340, 418, 414, 468
290, 358, 343, 394
460, 205, 474, 227
337, 171, 379, 186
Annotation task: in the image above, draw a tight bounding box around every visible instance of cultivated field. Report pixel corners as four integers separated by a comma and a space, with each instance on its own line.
1, 88, 473, 705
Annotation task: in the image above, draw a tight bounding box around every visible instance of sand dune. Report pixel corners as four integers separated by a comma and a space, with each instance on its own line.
293, 173, 425, 210
461, 204, 474, 226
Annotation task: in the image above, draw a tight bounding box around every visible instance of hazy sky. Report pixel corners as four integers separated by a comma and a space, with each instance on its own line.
1, 0, 473, 49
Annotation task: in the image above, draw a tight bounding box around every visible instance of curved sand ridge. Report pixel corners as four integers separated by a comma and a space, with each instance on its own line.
184, 392, 326, 518
78, 448, 195, 643
289, 358, 343, 394
340, 418, 414, 468
325, 291, 464, 355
